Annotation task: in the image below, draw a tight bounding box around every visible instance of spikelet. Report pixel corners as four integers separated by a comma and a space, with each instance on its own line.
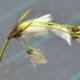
20, 14, 53, 38
51, 26, 71, 45
21, 26, 48, 38
27, 48, 47, 66
20, 14, 71, 45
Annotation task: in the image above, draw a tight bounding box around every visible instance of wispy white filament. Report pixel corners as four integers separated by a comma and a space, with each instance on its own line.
28, 49, 47, 66
21, 27, 48, 37
51, 26, 71, 45
20, 14, 53, 38
19, 14, 71, 45
34, 14, 53, 22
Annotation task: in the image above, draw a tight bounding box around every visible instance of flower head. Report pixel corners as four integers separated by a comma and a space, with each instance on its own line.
20, 14, 53, 38
26, 48, 47, 66
51, 26, 71, 45
1, 8, 80, 64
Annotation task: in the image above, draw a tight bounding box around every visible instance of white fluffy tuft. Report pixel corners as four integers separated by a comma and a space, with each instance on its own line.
51, 26, 71, 45
28, 49, 47, 66
20, 14, 53, 38
34, 14, 53, 22
21, 27, 48, 38
20, 14, 71, 45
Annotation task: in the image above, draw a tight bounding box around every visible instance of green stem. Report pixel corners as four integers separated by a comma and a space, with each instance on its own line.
16, 38, 30, 53
0, 38, 9, 61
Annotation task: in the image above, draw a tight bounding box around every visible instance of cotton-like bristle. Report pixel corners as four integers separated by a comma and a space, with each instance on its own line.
21, 27, 48, 38
19, 14, 53, 38
19, 13, 71, 45
28, 49, 47, 66
51, 26, 71, 45
18, 14, 53, 30
34, 14, 53, 22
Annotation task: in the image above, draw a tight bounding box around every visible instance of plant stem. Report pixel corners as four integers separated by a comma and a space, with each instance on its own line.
0, 38, 9, 61
16, 38, 30, 53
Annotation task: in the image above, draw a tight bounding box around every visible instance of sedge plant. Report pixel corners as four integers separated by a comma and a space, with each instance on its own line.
0, 9, 80, 65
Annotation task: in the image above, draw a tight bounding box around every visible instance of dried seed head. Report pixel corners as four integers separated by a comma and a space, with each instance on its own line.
21, 26, 48, 38
51, 26, 71, 45
27, 48, 47, 65
20, 14, 53, 38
